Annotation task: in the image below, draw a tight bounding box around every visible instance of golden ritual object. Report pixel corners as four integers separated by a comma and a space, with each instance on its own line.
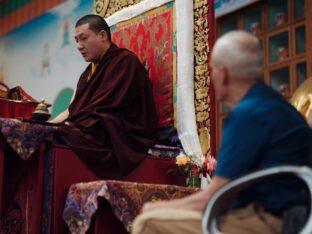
290, 78, 312, 120
31, 99, 51, 122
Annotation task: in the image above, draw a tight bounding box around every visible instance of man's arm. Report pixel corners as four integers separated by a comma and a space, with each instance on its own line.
142, 176, 230, 213
49, 109, 69, 123
49, 89, 75, 124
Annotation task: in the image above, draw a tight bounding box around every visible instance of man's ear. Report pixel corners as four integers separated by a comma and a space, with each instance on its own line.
99, 30, 108, 41
220, 66, 229, 86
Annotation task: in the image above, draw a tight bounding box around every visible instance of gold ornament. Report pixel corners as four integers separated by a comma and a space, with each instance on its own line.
193, 0, 211, 155
290, 78, 312, 119
93, 0, 109, 17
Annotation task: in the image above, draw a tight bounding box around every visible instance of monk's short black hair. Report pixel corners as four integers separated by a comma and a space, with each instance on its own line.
75, 14, 111, 41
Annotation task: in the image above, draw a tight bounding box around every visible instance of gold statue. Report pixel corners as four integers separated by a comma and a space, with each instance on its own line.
290, 78, 312, 126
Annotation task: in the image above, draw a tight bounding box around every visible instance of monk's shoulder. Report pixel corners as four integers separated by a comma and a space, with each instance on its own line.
115, 48, 140, 64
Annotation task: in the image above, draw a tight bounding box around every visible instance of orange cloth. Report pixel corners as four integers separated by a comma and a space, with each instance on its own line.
87, 63, 97, 82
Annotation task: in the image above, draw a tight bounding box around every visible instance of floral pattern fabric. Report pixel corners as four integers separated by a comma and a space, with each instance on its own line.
63, 180, 198, 233
0, 117, 57, 160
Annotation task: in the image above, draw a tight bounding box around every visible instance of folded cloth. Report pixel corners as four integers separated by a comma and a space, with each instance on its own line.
0, 118, 57, 160
63, 180, 198, 233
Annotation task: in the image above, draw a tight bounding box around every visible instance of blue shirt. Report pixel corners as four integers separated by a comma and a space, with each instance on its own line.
215, 81, 311, 213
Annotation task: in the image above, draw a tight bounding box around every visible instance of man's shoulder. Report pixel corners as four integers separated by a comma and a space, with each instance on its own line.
229, 91, 287, 126
235, 87, 306, 129
107, 44, 145, 71
110, 48, 142, 68
113, 45, 139, 60
237, 84, 289, 114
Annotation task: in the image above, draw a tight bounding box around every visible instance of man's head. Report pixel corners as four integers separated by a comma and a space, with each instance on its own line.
210, 30, 263, 106
74, 15, 111, 63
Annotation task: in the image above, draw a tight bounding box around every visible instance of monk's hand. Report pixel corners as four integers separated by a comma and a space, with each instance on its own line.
64, 121, 72, 126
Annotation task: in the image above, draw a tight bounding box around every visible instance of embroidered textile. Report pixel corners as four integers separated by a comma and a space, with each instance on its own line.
63, 180, 198, 233
0, 118, 57, 160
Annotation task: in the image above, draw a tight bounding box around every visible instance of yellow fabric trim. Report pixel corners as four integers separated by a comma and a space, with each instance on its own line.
87, 63, 98, 82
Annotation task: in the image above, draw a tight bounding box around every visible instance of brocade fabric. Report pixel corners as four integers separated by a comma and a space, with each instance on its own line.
63, 180, 198, 233
0, 117, 56, 160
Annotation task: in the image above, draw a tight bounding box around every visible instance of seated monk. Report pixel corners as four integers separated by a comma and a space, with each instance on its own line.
49, 14, 159, 179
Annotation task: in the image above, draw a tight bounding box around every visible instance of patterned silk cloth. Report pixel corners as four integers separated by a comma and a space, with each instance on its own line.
63, 180, 199, 233
0, 117, 57, 160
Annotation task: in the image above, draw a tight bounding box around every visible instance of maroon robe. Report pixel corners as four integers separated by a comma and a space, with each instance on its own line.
56, 43, 159, 179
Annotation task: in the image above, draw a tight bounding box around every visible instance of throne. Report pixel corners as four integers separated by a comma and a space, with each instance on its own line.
0, 0, 214, 233
55, 2, 213, 234
54, 0, 215, 233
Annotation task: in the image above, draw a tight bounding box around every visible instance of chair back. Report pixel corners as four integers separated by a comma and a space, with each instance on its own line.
202, 166, 312, 234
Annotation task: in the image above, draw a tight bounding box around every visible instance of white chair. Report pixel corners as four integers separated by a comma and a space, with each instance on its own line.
202, 166, 312, 234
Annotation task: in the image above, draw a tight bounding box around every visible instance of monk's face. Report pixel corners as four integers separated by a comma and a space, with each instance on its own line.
74, 23, 108, 63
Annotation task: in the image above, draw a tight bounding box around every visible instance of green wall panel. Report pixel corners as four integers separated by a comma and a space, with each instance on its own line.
0, 0, 33, 18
